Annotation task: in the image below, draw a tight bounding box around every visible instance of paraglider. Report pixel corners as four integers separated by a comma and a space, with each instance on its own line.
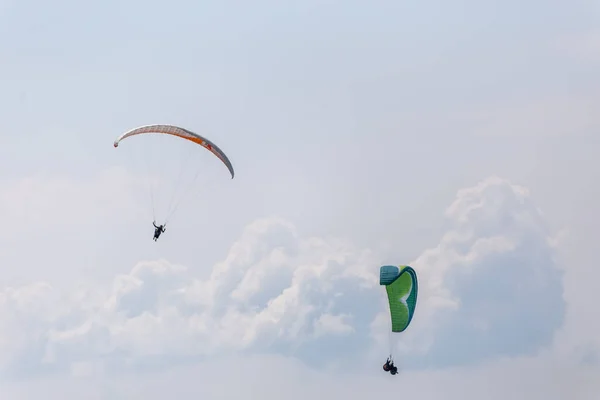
113, 124, 235, 178
153, 221, 165, 241
113, 124, 235, 240
379, 265, 418, 375
383, 357, 398, 375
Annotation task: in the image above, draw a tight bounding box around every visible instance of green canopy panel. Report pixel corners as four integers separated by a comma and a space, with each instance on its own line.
380, 265, 418, 332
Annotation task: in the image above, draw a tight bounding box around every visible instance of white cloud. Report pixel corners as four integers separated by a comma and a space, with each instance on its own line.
313, 313, 354, 337
0, 175, 588, 398
369, 176, 565, 368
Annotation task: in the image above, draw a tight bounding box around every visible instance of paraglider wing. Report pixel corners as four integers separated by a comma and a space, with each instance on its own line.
380, 265, 418, 332
113, 124, 235, 179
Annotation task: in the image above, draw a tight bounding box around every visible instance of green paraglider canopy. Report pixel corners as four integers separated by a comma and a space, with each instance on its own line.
380, 265, 418, 332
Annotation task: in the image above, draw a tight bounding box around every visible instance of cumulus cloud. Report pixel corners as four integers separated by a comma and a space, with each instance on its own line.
390, 176, 565, 368
0, 176, 567, 379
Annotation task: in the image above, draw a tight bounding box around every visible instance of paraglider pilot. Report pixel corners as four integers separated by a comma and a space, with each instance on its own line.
153, 221, 166, 241
383, 357, 398, 375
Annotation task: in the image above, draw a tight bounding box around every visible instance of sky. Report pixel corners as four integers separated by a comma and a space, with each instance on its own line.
0, 0, 599, 399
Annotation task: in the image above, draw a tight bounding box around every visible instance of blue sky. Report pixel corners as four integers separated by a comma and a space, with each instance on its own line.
0, 0, 598, 398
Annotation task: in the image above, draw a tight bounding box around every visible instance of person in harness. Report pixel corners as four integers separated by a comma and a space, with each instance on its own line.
382, 357, 398, 375
153, 221, 166, 241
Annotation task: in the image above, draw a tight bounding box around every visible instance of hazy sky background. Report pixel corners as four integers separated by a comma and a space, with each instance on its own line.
0, 0, 598, 399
